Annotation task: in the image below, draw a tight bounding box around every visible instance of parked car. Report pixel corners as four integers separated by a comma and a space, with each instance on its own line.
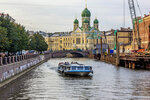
131, 50, 137, 53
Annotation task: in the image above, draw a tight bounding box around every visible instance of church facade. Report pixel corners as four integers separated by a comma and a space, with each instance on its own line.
45, 6, 101, 51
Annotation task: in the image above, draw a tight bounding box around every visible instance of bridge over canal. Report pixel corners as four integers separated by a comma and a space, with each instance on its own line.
51, 50, 89, 58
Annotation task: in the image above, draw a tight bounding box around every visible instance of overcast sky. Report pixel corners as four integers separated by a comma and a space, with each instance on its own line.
0, 0, 149, 32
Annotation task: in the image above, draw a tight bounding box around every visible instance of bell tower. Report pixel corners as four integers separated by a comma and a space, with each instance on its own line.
94, 17, 99, 30
73, 18, 79, 31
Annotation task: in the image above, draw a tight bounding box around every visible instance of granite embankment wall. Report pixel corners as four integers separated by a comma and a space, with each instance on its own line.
0, 53, 52, 88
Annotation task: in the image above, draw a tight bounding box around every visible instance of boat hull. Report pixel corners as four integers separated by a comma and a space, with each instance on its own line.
64, 71, 92, 76
65, 72, 90, 76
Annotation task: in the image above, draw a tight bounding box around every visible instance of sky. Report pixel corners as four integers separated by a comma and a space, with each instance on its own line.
0, 0, 149, 32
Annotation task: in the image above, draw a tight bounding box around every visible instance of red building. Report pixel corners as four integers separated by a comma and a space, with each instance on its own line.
132, 13, 150, 50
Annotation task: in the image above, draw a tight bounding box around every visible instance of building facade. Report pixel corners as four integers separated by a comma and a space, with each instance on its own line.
102, 28, 132, 51
0, 13, 15, 22
132, 13, 150, 50
46, 6, 101, 51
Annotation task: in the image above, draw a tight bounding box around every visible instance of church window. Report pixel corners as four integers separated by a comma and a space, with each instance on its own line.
76, 38, 81, 44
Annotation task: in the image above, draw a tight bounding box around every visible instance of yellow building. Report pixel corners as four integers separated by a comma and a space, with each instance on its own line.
101, 28, 132, 52
117, 29, 132, 45
46, 6, 101, 51
105, 32, 115, 50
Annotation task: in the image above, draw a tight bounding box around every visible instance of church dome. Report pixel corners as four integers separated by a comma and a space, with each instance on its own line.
94, 18, 99, 24
81, 8, 91, 17
83, 19, 89, 23
74, 19, 79, 24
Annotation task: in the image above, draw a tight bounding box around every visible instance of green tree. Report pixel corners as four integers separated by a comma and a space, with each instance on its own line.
16, 24, 29, 54
29, 33, 48, 53
0, 14, 29, 55
0, 24, 9, 52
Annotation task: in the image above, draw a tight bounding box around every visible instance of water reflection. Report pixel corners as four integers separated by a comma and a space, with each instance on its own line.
0, 58, 150, 100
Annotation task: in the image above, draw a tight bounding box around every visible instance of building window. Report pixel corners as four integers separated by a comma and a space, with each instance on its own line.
76, 38, 81, 44
97, 39, 98, 44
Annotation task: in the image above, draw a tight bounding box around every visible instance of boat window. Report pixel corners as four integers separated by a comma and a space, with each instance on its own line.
72, 66, 76, 70
77, 66, 83, 70
63, 67, 66, 70
67, 67, 70, 70
85, 67, 89, 70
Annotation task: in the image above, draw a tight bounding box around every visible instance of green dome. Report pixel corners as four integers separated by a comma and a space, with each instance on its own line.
94, 19, 99, 24
81, 8, 91, 17
83, 19, 89, 23
74, 19, 79, 24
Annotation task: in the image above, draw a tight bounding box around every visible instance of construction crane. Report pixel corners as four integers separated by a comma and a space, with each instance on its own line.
128, 0, 141, 49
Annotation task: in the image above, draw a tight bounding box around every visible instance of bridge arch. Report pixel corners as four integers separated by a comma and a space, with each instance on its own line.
69, 52, 84, 57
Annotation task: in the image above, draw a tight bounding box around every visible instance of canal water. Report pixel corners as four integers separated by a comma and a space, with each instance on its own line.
0, 58, 150, 100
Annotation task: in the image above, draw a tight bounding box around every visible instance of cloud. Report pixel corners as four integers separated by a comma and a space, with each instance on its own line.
0, 0, 149, 32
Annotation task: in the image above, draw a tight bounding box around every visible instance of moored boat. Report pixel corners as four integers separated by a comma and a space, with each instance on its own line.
58, 62, 93, 76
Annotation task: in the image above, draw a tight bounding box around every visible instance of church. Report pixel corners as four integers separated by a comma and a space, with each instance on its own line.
45, 4, 102, 51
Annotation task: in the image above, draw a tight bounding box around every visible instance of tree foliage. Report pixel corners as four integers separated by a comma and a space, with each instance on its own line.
0, 24, 9, 52
0, 14, 29, 54
29, 33, 48, 53
0, 14, 48, 54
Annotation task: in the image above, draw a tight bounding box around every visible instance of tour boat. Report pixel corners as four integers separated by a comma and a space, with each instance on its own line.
58, 62, 93, 76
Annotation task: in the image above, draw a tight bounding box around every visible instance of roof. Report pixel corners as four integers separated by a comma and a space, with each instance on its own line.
83, 19, 89, 23
94, 18, 99, 24
74, 19, 79, 24
81, 8, 91, 17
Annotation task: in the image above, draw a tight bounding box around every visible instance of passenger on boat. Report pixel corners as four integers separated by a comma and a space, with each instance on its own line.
59, 62, 64, 65
65, 62, 69, 65
71, 62, 78, 64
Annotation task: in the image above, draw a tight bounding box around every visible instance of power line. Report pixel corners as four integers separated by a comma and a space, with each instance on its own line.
123, 0, 126, 28
135, 0, 142, 17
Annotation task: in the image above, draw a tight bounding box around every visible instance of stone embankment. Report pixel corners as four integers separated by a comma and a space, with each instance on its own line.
0, 53, 52, 88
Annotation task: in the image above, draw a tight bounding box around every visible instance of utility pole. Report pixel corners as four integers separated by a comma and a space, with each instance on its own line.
115, 31, 120, 66
100, 37, 103, 60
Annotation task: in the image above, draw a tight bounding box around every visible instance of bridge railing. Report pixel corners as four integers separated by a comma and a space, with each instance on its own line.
0, 54, 39, 66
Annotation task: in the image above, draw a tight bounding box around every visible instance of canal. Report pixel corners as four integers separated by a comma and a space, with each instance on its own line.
0, 58, 150, 100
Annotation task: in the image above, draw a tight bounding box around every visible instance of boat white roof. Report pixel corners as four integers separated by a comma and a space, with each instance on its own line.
70, 64, 84, 66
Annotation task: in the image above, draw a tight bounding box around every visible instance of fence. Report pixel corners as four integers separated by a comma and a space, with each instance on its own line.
0, 54, 39, 66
